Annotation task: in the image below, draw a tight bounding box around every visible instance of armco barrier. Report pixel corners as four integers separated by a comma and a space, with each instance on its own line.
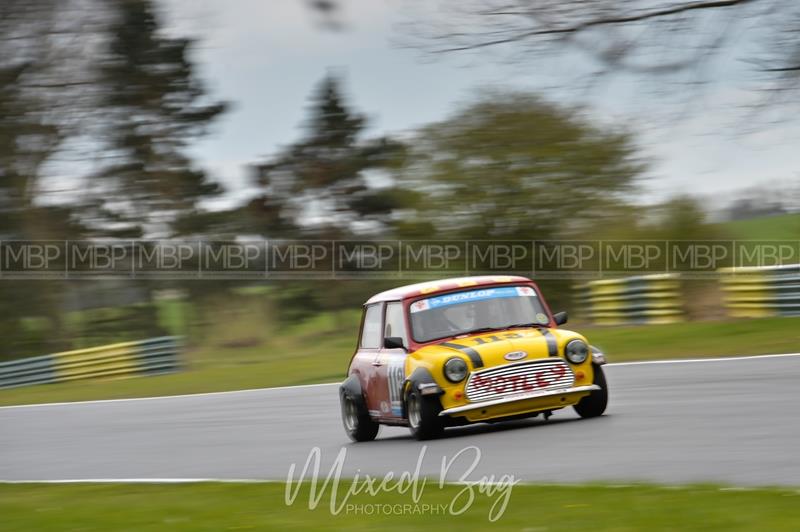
578, 274, 684, 326
719, 264, 800, 318
0, 336, 182, 389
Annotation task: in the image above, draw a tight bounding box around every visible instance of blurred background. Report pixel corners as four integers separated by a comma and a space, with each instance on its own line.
1, 0, 799, 398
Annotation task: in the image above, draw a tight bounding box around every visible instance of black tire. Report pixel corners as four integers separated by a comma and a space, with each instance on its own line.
406, 388, 444, 440
573, 364, 608, 418
340, 392, 379, 442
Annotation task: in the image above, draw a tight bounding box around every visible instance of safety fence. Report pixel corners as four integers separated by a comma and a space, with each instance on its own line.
577, 274, 684, 326
719, 264, 800, 318
0, 336, 182, 389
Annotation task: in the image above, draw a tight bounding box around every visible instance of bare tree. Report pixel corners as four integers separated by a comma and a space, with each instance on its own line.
312, 1, 800, 108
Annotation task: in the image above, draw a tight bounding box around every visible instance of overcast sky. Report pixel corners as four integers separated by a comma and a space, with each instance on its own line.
162, 0, 799, 208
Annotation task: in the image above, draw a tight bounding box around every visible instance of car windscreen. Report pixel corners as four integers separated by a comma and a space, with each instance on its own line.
409, 285, 550, 343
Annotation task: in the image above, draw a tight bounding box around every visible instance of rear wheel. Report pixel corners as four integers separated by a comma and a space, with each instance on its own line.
340, 392, 379, 442
406, 388, 444, 440
573, 364, 608, 418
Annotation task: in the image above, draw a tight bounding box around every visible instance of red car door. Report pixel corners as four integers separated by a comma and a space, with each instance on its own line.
369, 301, 408, 420
358, 302, 385, 418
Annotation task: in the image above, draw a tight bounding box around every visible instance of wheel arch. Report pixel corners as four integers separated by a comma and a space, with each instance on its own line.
401, 366, 442, 419
340, 374, 367, 412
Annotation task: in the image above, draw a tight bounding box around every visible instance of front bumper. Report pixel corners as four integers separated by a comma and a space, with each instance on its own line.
438, 384, 600, 417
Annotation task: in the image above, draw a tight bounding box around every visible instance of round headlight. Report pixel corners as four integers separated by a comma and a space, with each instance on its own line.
444, 357, 468, 382
565, 339, 589, 364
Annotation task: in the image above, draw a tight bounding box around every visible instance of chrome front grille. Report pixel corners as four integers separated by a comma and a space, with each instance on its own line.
464, 359, 575, 402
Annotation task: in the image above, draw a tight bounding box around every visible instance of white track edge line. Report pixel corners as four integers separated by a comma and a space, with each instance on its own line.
0, 382, 340, 410
2, 352, 799, 410
0, 479, 796, 492
608, 352, 800, 366
0, 478, 278, 484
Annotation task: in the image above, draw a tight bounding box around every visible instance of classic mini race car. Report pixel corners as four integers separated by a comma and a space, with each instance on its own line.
339, 275, 608, 441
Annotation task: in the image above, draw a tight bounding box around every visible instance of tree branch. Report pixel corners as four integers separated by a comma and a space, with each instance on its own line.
762, 65, 800, 72
435, 0, 756, 53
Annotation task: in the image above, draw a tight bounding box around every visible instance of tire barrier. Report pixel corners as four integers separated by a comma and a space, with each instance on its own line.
0, 336, 182, 389
719, 264, 800, 318
578, 274, 684, 326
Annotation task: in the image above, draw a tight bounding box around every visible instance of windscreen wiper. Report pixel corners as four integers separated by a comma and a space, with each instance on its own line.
502, 322, 547, 330
457, 326, 505, 336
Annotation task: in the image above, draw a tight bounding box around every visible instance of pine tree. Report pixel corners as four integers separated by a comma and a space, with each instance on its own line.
248, 74, 408, 239
92, 0, 227, 237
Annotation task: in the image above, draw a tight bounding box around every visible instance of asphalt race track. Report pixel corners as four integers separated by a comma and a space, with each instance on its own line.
2, 355, 799, 486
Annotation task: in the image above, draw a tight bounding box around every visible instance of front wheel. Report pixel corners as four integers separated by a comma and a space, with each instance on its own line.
573, 364, 608, 418
340, 392, 379, 442
406, 388, 444, 440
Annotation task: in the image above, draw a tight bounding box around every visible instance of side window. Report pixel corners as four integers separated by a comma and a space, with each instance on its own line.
360, 304, 382, 349
384, 302, 408, 346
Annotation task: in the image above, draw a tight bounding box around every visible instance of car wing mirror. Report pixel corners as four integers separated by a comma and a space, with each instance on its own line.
553, 311, 568, 326
384, 336, 406, 350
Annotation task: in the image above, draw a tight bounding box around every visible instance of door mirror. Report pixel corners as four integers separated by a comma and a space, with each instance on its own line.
384, 336, 406, 350
553, 311, 568, 326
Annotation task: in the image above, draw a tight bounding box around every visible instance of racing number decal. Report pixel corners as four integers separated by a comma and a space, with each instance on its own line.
387, 356, 405, 417
472, 332, 523, 344
442, 330, 558, 365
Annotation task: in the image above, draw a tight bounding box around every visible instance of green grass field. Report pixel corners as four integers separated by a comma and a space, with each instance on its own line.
0, 312, 797, 407
717, 212, 800, 241
1, 482, 798, 531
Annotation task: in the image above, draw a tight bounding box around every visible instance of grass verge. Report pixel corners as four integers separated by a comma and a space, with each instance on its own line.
0, 315, 797, 407
716, 212, 800, 241
2, 482, 799, 531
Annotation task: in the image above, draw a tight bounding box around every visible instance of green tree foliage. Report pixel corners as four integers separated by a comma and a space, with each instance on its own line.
397, 92, 644, 240
0, 0, 89, 239
243, 75, 412, 317
0, 0, 96, 357
90, 0, 227, 238
81, 0, 232, 345
592, 195, 724, 242
247, 74, 409, 239
0, 0, 228, 358
654, 196, 715, 240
